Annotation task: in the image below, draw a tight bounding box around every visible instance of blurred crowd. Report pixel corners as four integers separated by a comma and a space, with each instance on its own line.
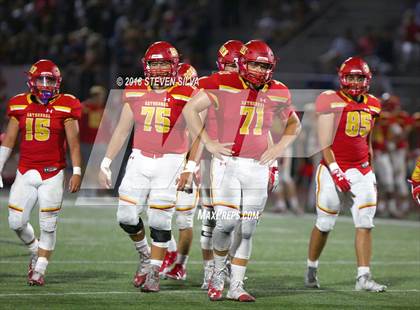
318, 1, 420, 77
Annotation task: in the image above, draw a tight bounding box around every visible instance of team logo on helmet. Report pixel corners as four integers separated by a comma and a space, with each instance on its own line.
29, 65, 37, 74
240, 46, 248, 55
169, 47, 178, 57
219, 45, 228, 57
363, 63, 370, 74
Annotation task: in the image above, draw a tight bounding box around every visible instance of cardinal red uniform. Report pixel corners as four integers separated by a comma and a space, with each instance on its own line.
7, 93, 81, 179
117, 81, 196, 232
4, 59, 81, 287
314, 89, 381, 227
202, 70, 294, 213
203, 71, 293, 159
316, 90, 381, 173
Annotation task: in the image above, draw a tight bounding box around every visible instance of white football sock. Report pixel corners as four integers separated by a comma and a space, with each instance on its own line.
307, 259, 319, 268
289, 196, 299, 210
203, 259, 214, 267
150, 259, 163, 268
28, 239, 39, 256
214, 253, 227, 271
357, 266, 370, 278
34, 257, 48, 276
168, 235, 177, 252
134, 237, 150, 255
175, 254, 188, 266
275, 199, 287, 211
231, 264, 246, 283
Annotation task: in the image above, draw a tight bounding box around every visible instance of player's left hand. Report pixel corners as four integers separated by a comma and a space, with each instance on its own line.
268, 166, 279, 192
0, 174, 3, 188
68, 174, 81, 193
177, 172, 194, 193
260, 144, 283, 166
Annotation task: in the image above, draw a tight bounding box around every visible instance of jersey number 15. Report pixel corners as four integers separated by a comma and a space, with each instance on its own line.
25, 117, 50, 141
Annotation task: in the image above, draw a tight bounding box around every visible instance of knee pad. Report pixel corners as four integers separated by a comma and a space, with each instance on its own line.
200, 207, 216, 228
39, 230, 56, 251
315, 215, 337, 232
39, 212, 58, 233
215, 216, 238, 235
119, 217, 144, 235
14, 223, 36, 245
117, 205, 140, 226
241, 219, 258, 240
355, 207, 375, 229
147, 208, 173, 231
200, 224, 214, 250
150, 228, 172, 243
212, 226, 232, 252
8, 211, 24, 231
176, 211, 194, 230
234, 237, 253, 260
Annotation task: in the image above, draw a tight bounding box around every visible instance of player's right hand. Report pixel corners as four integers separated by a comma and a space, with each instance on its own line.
330, 168, 351, 192
177, 172, 194, 193
205, 141, 233, 160
99, 158, 112, 189
408, 179, 420, 206
99, 168, 111, 189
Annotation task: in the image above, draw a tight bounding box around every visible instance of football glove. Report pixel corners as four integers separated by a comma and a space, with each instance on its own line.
329, 163, 351, 192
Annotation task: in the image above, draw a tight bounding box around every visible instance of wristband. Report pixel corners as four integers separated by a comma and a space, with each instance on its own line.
183, 160, 197, 173
0, 146, 12, 170
101, 157, 112, 169
328, 162, 339, 172
73, 167, 82, 175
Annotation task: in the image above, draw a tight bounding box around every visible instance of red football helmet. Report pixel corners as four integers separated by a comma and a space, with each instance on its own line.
142, 41, 179, 78
177, 63, 198, 80
216, 40, 244, 71
27, 59, 62, 103
238, 40, 276, 86
338, 57, 372, 97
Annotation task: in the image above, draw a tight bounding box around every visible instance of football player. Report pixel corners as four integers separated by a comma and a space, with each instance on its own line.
304, 57, 387, 292
98, 42, 197, 292
409, 156, 420, 206
372, 110, 397, 216
197, 39, 245, 290
0, 60, 82, 286
184, 40, 301, 301
161, 63, 200, 281
389, 103, 413, 216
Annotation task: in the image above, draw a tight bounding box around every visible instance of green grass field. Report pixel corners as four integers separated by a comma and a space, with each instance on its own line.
0, 198, 419, 309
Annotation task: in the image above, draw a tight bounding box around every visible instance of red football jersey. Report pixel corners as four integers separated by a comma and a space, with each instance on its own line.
316, 90, 381, 173
201, 71, 293, 159
198, 75, 218, 141
123, 82, 197, 155
372, 111, 392, 152
394, 110, 414, 149
7, 93, 82, 179
79, 102, 106, 144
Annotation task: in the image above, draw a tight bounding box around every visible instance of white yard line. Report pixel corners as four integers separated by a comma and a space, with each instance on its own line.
0, 260, 419, 265
0, 289, 418, 297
